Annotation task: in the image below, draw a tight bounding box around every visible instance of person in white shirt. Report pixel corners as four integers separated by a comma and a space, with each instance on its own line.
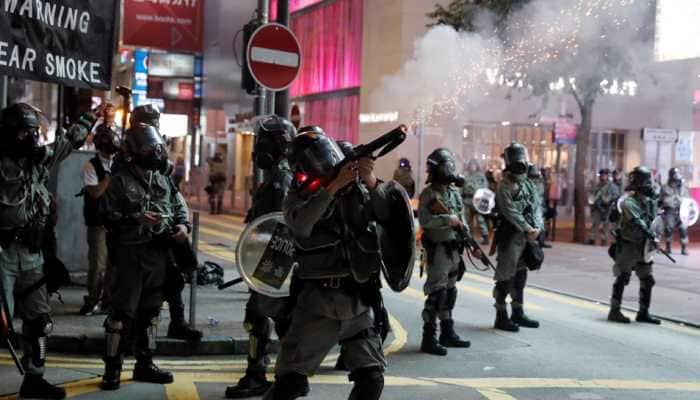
79, 125, 119, 315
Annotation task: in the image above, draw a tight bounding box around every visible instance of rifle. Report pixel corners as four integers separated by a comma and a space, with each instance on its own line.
639, 226, 676, 264
300, 125, 407, 191
429, 199, 496, 272
0, 275, 25, 375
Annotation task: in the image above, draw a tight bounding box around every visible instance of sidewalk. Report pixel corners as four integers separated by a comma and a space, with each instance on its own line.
13, 264, 258, 357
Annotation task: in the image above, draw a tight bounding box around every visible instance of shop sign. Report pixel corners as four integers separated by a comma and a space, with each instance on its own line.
642, 128, 677, 142
149, 53, 195, 77
0, 0, 118, 89
123, 0, 203, 53
675, 131, 695, 163
554, 118, 578, 144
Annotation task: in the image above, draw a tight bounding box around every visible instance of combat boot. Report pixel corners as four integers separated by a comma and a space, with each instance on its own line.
636, 310, 661, 325
421, 323, 447, 356
438, 320, 470, 348
225, 373, 272, 398
494, 310, 519, 332
681, 244, 689, 256
133, 361, 174, 384
100, 358, 122, 391
167, 320, 203, 341
511, 307, 540, 328
19, 374, 66, 399
607, 307, 630, 323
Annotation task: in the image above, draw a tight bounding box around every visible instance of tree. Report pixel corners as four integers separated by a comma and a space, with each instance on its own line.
427, 0, 650, 242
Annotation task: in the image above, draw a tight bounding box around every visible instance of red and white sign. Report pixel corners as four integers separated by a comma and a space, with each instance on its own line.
247, 23, 301, 91
123, 0, 204, 53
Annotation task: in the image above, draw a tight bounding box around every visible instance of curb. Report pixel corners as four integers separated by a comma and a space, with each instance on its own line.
526, 282, 700, 329
46, 335, 279, 356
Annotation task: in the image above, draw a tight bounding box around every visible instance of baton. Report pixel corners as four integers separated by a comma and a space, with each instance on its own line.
218, 277, 244, 290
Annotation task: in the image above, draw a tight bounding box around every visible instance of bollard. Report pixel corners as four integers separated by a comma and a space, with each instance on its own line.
189, 211, 200, 328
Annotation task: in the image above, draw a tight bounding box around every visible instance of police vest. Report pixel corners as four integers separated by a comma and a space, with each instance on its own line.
83, 156, 108, 227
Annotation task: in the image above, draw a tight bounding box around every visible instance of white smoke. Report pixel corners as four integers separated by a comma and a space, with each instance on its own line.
369, 0, 681, 143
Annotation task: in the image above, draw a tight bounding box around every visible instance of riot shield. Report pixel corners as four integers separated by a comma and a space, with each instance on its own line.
376, 180, 415, 292
472, 188, 496, 215
616, 192, 631, 213
680, 197, 699, 227
235, 212, 296, 298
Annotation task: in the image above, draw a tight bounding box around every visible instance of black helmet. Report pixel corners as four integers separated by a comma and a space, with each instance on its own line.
527, 164, 541, 179
254, 115, 296, 170
298, 125, 325, 136
289, 128, 345, 180
427, 148, 464, 186
503, 142, 529, 174
336, 140, 354, 157
668, 167, 682, 184
0, 103, 42, 157
93, 125, 120, 155
627, 166, 655, 197
399, 157, 411, 170
124, 123, 168, 171
598, 168, 610, 176
130, 104, 161, 129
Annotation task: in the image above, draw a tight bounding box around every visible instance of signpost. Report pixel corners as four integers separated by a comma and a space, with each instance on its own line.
246, 23, 301, 91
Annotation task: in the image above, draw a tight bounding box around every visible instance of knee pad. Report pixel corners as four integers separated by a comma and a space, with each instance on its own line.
426, 289, 447, 309
493, 280, 512, 303
244, 310, 272, 337
615, 272, 631, 287
349, 366, 384, 382
103, 316, 126, 358
640, 275, 655, 289
23, 314, 53, 338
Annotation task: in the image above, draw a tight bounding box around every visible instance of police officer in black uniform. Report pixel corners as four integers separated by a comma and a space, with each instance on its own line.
263, 128, 390, 400
225, 116, 296, 398
1, 103, 91, 399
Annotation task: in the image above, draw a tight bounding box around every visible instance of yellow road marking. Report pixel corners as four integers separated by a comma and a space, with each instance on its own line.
198, 241, 236, 263
198, 226, 237, 243
385, 314, 408, 356
198, 215, 245, 233
407, 273, 544, 311
477, 388, 518, 400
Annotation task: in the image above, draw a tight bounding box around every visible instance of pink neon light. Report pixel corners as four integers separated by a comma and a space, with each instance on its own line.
304, 95, 360, 143
269, 0, 325, 20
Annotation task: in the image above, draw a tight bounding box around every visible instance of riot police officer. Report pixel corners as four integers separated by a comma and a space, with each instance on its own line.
99, 124, 191, 390
226, 116, 296, 398
263, 128, 390, 400
608, 166, 661, 324
660, 168, 690, 255
462, 159, 490, 245
418, 148, 477, 356
492, 143, 543, 332
0, 103, 91, 399
393, 157, 416, 198
587, 169, 620, 246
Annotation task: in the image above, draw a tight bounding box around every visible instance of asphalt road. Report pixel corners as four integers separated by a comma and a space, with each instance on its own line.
1, 213, 698, 399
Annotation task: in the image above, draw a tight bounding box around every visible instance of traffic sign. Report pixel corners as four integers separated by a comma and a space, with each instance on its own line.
247, 23, 301, 91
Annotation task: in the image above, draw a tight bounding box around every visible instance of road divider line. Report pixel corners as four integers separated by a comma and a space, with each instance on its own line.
199, 215, 245, 233
427, 377, 700, 391
476, 388, 518, 400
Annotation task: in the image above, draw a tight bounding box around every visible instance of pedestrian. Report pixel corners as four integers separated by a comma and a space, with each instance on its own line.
418, 148, 480, 356
586, 169, 620, 246
263, 128, 389, 400
99, 124, 191, 390
393, 157, 416, 198
79, 125, 120, 316
660, 168, 690, 255
607, 166, 661, 325
461, 159, 490, 245
491, 142, 543, 332
207, 152, 227, 214
0, 102, 92, 399
173, 157, 186, 191
226, 116, 296, 398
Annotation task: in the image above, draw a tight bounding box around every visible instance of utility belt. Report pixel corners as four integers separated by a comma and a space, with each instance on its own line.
151, 230, 198, 273
0, 223, 45, 254
302, 276, 355, 290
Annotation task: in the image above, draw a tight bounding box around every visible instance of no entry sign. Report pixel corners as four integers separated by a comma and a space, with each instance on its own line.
247, 23, 301, 91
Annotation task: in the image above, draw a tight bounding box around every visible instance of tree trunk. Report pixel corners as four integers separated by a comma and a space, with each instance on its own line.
573, 97, 595, 243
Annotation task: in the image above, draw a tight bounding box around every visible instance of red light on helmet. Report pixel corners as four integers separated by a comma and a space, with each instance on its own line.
308, 179, 322, 191
295, 172, 308, 184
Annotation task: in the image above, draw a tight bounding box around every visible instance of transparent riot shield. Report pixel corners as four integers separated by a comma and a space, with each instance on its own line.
472, 188, 496, 215
235, 212, 296, 298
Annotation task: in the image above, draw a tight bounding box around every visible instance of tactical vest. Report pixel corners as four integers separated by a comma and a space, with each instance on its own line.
294, 186, 381, 281
83, 156, 108, 227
